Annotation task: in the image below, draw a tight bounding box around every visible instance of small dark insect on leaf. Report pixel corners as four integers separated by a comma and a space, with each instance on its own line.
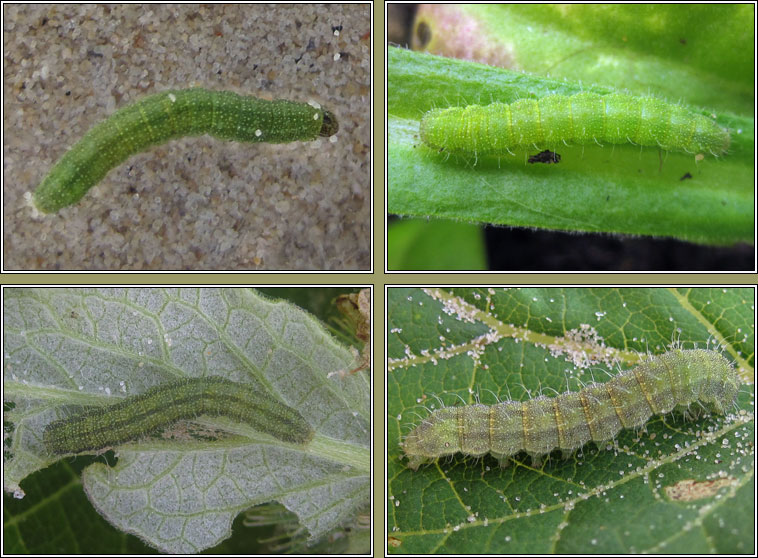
528, 150, 561, 164
680, 172, 693, 181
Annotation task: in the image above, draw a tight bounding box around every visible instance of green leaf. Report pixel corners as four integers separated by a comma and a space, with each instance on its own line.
387, 218, 487, 270
411, 5, 754, 113
388, 46, 753, 246
3, 288, 370, 553
388, 287, 754, 554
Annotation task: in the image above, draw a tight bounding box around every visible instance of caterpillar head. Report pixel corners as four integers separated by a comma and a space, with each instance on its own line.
402, 407, 459, 470
319, 110, 339, 137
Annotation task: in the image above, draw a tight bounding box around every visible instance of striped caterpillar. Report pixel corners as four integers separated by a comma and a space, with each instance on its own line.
402, 349, 739, 470
419, 92, 730, 159
32, 88, 338, 214
44, 377, 314, 455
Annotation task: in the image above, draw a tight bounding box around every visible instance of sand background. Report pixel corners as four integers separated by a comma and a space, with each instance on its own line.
3, 4, 370, 270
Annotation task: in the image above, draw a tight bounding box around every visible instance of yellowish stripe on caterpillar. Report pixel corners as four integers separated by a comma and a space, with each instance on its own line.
402, 349, 739, 470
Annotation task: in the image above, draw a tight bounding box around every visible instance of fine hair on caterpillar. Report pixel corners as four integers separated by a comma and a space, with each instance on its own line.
401, 348, 739, 471
44, 377, 314, 455
31, 88, 339, 214
419, 92, 730, 165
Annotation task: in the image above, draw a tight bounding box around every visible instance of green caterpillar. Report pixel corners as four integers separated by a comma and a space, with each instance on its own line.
419, 92, 730, 158
44, 377, 314, 455
403, 349, 738, 470
32, 88, 339, 214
